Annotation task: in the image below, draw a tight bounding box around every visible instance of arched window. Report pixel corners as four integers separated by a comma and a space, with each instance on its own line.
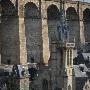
83, 8, 90, 42
1, 0, 16, 17
1, 0, 19, 64
47, 5, 60, 20
24, 2, 40, 18
66, 7, 80, 43
66, 7, 79, 21
47, 4, 60, 52
83, 8, 90, 22
42, 79, 48, 90
24, 2, 42, 63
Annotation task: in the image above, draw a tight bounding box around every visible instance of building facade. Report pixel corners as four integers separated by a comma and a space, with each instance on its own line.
0, 0, 90, 90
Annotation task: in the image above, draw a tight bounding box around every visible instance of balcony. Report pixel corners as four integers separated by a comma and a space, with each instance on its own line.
27, 63, 37, 69
56, 41, 75, 48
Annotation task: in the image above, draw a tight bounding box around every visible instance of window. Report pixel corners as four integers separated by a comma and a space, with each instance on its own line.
67, 50, 69, 66
68, 85, 71, 90
42, 79, 48, 90
70, 50, 72, 65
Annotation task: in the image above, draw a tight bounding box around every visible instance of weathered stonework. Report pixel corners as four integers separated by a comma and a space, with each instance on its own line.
0, 0, 90, 90
0, 0, 90, 65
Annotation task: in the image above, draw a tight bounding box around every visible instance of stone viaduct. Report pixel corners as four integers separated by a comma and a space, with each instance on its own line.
0, 0, 90, 66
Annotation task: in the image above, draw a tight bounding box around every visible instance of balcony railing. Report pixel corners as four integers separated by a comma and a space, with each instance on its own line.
56, 41, 75, 48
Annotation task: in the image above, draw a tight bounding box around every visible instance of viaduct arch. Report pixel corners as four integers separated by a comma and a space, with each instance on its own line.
0, 0, 90, 65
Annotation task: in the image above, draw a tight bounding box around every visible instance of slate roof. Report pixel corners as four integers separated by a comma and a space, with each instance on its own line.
82, 53, 90, 61
73, 65, 89, 77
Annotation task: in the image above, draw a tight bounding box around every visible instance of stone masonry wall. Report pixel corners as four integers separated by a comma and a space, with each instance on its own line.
68, 21, 80, 43
1, 17, 20, 64
25, 18, 42, 63
84, 22, 90, 42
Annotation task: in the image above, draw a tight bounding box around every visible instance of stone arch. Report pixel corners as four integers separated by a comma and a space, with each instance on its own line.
46, 2, 60, 11
42, 79, 48, 90
83, 8, 90, 22
66, 7, 80, 43
83, 8, 90, 42
47, 4, 60, 50
1, 0, 16, 17
66, 7, 79, 21
24, 2, 40, 18
47, 4, 61, 75
24, 0, 39, 8
1, 0, 19, 64
65, 3, 77, 13
47, 4, 60, 20
82, 6, 90, 13
1, 0, 16, 6
24, 2, 42, 63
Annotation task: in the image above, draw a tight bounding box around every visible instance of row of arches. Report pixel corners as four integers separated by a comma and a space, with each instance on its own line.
0, 0, 90, 64
1, 0, 90, 20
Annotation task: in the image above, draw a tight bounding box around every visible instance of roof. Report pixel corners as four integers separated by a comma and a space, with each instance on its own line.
73, 65, 89, 77
82, 53, 90, 61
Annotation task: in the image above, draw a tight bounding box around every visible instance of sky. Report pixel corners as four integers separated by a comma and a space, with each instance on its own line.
73, 0, 90, 2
